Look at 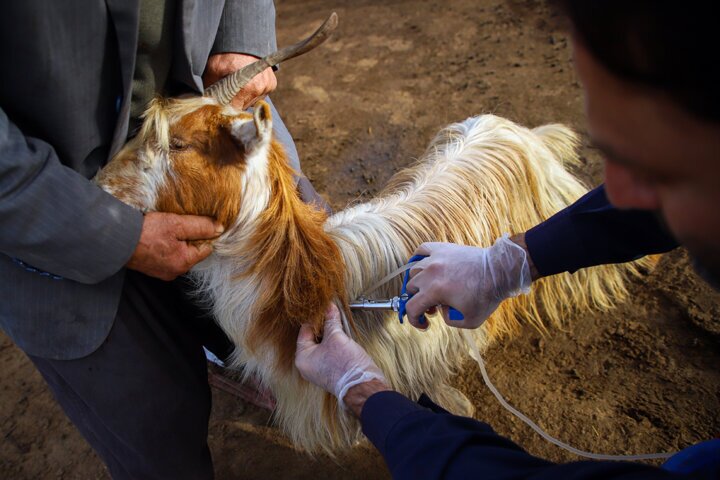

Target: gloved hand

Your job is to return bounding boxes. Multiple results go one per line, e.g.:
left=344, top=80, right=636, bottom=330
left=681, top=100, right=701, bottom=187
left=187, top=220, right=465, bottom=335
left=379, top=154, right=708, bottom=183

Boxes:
left=405, top=234, right=532, bottom=329
left=295, top=304, right=388, bottom=407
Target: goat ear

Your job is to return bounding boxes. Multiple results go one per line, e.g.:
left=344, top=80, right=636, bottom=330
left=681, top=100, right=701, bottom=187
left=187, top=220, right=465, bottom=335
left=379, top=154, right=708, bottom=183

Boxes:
left=229, top=117, right=258, bottom=151
left=228, top=101, right=272, bottom=152
left=253, top=100, right=273, bottom=141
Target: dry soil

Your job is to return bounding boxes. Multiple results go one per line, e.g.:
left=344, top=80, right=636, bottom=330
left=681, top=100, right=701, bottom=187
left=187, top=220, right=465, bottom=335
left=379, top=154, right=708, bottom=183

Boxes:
left=2, top=1, right=719, bottom=478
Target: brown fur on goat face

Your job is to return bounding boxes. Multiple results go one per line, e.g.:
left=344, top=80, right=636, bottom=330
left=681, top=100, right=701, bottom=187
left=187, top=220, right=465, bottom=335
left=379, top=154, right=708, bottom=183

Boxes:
left=97, top=96, right=348, bottom=375
left=155, top=104, right=250, bottom=230
left=95, top=97, right=275, bottom=231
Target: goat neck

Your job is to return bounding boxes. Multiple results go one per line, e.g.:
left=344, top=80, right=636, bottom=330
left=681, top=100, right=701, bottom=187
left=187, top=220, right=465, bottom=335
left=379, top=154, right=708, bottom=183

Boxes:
left=210, top=137, right=349, bottom=372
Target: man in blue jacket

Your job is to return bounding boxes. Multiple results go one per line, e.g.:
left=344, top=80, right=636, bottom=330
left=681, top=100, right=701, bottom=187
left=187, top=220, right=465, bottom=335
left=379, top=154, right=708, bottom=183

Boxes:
left=295, top=1, right=719, bottom=478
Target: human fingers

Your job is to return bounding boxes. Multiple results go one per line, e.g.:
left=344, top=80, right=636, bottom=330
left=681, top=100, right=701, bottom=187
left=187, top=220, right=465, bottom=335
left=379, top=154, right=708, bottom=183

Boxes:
left=296, top=323, right=318, bottom=351
left=324, top=303, right=340, bottom=320
left=174, top=214, right=224, bottom=241
left=406, top=270, right=423, bottom=294
left=408, top=255, right=430, bottom=279
left=406, top=266, right=442, bottom=296
left=409, top=242, right=452, bottom=278
left=413, top=242, right=444, bottom=257
left=251, top=68, right=277, bottom=96
left=408, top=243, right=435, bottom=278
left=184, top=241, right=214, bottom=267
left=240, top=94, right=263, bottom=109
left=203, top=53, right=274, bottom=92
left=404, top=290, right=440, bottom=330
left=322, top=304, right=344, bottom=338
left=232, top=69, right=276, bottom=109
left=152, top=242, right=211, bottom=280
left=231, top=91, right=258, bottom=110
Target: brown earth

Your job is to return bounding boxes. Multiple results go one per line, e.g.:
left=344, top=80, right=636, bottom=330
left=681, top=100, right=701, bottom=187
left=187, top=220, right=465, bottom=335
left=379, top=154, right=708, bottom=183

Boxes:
left=2, top=1, right=719, bottom=478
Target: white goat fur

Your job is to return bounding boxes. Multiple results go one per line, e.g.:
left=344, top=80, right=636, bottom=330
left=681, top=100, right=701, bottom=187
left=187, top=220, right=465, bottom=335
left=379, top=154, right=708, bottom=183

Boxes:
left=198, top=114, right=641, bottom=453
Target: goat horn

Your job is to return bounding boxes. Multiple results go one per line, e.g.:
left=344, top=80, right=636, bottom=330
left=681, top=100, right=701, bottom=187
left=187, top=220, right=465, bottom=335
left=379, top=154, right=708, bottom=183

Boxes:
left=204, top=12, right=338, bottom=105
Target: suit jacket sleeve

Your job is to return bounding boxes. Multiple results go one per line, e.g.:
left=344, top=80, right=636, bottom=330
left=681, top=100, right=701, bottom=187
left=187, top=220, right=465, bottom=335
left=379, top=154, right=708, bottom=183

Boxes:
left=211, top=0, right=277, bottom=57
left=525, top=185, right=679, bottom=277
left=0, top=108, right=143, bottom=284
left=362, top=391, right=686, bottom=479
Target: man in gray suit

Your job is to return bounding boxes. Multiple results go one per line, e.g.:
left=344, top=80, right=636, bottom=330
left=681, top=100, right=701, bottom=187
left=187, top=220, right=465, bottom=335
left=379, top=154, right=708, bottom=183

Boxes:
left=0, top=1, right=315, bottom=478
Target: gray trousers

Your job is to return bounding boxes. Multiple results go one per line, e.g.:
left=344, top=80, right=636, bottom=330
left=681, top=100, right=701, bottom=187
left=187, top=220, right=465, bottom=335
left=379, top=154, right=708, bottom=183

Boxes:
left=30, top=271, right=229, bottom=479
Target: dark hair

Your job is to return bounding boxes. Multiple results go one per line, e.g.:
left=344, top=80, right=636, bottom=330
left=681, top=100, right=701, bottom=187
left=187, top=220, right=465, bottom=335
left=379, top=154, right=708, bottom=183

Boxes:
left=555, top=0, right=719, bottom=123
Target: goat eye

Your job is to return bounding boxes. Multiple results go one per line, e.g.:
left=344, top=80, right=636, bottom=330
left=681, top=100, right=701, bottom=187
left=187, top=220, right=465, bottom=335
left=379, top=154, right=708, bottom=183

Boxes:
left=170, top=138, right=189, bottom=151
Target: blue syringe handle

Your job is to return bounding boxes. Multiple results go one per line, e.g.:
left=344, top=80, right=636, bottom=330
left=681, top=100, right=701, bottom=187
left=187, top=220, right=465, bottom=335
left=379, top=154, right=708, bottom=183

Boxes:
left=446, top=306, right=464, bottom=321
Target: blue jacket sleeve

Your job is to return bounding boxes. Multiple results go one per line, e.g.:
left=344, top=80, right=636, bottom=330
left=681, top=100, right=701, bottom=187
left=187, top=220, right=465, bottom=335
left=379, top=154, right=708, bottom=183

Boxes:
left=361, top=391, right=689, bottom=479
left=525, top=185, right=679, bottom=277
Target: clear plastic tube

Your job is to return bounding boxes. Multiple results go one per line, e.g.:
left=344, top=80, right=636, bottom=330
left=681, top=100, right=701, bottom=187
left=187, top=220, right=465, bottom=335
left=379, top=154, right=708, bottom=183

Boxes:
left=361, top=261, right=419, bottom=297
left=360, top=261, right=677, bottom=461
left=461, top=330, right=676, bottom=461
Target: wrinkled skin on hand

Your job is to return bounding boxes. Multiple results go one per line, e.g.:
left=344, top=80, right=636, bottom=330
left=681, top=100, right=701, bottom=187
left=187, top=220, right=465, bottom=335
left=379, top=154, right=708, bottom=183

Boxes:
left=203, top=53, right=277, bottom=110
left=126, top=212, right=224, bottom=281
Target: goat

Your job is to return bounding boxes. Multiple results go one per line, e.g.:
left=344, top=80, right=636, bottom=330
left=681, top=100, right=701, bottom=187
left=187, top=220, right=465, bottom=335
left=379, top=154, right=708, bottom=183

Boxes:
left=95, top=17, right=646, bottom=454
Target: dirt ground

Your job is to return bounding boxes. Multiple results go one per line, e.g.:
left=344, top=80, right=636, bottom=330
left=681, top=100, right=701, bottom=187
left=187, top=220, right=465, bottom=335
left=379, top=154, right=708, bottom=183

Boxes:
left=2, top=1, right=719, bottom=478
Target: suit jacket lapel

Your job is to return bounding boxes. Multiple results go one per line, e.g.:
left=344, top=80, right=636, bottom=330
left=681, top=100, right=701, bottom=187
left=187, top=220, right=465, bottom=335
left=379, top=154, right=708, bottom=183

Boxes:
left=174, top=0, right=226, bottom=94
left=174, top=0, right=202, bottom=93
left=105, top=0, right=140, bottom=157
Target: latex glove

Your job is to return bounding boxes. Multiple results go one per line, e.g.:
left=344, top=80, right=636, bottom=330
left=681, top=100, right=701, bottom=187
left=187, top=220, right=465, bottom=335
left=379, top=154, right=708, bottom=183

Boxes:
left=295, top=304, right=387, bottom=406
left=405, top=234, right=532, bottom=329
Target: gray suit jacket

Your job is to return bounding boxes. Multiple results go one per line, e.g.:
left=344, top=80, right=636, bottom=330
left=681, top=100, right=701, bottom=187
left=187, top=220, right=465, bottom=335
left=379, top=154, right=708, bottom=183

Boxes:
left=0, top=0, right=277, bottom=360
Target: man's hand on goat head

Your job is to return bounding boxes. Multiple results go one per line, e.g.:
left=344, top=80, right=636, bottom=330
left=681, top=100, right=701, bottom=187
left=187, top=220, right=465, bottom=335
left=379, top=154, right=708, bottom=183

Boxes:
left=203, top=53, right=277, bottom=110
left=126, top=212, right=225, bottom=281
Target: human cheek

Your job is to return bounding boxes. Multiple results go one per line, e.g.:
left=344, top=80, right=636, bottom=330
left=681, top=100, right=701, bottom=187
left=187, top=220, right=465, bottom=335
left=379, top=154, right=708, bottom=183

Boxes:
left=659, top=188, right=720, bottom=251
left=604, top=161, right=660, bottom=210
